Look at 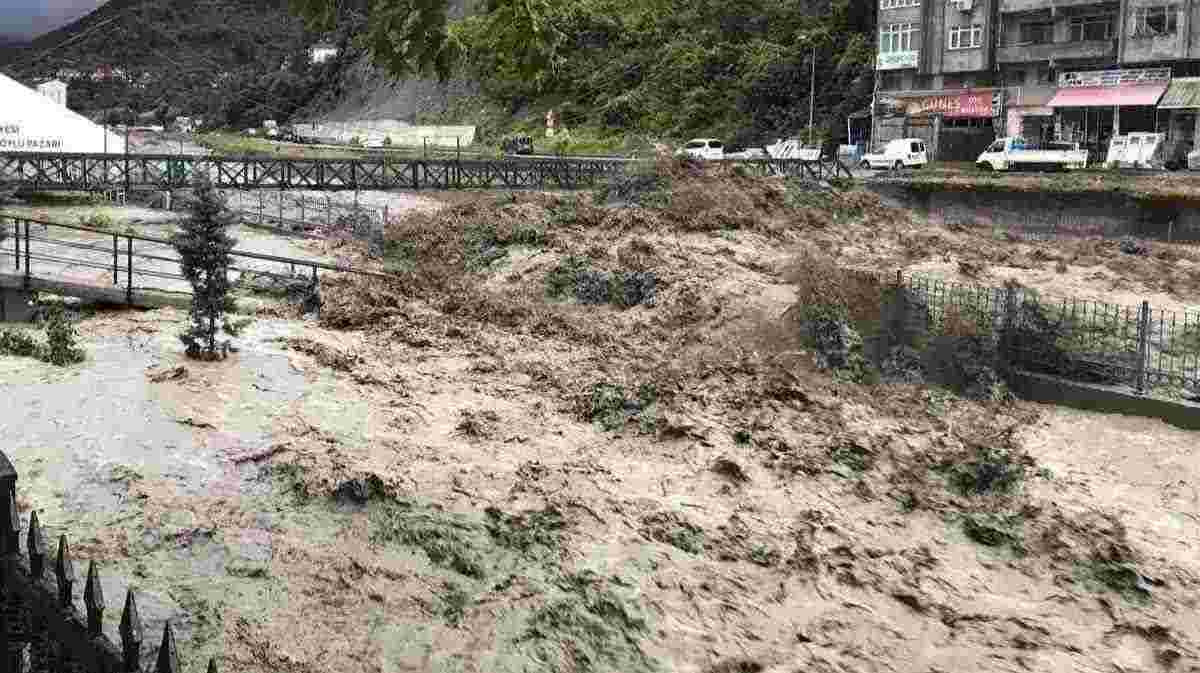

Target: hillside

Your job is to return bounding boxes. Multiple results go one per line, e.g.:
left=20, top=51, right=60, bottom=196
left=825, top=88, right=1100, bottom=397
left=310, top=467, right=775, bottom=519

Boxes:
left=295, top=0, right=482, bottom=127
left=302, top=0, right=879, bottom=151
left=0, top=0, right=348, bottom=128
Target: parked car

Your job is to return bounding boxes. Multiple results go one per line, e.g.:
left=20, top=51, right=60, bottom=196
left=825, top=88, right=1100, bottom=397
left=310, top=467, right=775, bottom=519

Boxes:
left=860, top=138, right=928, bottom=170
left=976, top=137, right=1087, bottom=172
left=679, top=138, right=725, bottom=160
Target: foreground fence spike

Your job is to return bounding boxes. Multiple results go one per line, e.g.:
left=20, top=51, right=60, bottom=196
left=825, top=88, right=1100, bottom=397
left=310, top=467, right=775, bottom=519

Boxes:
left=120, top=588, right=143, bottom=671
left=155, top=620, right=179, bottom=673
left=55, top=534, right=74, bottom=607
left=207, top=657, right=218, bottom=673
left=27, top=509, right=46, bottom=577
left=4, top=488, right=19, bottom=554
left=84, top=560, right=105, bottom=636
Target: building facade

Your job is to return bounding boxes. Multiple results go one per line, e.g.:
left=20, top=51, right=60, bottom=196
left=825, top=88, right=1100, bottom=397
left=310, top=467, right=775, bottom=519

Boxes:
left=872, top=0, right=1200, bottom=162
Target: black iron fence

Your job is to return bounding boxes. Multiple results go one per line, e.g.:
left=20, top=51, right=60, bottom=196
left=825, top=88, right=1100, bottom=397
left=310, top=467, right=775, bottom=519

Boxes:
left=909, top=273, right=1199, bottom=395
left=1, top=451, right=217, bottom=672
left=1, top=216, right=393, bottom=312
left=837, top=270, right=1200, bottom=397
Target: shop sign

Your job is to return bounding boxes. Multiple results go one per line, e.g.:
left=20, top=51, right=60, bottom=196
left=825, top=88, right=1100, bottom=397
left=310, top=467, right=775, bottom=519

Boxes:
left=878, top=51, right=918, bottom=70
left=906, top=90, right=993, bottom=118
left=0, top=123, right=64, bottom=150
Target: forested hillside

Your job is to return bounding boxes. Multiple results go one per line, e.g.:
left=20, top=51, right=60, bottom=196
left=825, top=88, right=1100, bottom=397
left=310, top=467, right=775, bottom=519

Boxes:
left=448, top=0, right=878, bottom=146
left=0, top=0, right=879, bottom=148
left=0, top=0, right=357, bottom=128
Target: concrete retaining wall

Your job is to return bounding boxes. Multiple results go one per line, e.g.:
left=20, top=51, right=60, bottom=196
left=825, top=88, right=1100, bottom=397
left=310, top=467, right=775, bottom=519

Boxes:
left=867, top=182, right=1200, bottom=243
left=1008, top=369, right=1200, bottom=431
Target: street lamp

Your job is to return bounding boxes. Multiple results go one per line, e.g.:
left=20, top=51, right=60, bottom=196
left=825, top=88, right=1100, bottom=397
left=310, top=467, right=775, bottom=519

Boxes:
left=799, top=31, right=827, bottom=147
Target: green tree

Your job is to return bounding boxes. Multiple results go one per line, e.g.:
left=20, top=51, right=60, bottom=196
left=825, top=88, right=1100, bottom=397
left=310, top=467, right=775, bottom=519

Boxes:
left=171, top=176, right=238, bottom=360
left=290, top=0, right=459, bottom=79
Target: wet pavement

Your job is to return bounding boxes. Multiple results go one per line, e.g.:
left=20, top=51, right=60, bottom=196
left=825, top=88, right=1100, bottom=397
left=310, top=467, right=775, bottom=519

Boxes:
left=0, top=318, right=313, bottom=670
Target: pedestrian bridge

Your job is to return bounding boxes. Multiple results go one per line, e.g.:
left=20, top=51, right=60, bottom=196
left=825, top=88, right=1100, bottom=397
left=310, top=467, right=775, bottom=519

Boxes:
left=0, top=152, right=851, bottom=192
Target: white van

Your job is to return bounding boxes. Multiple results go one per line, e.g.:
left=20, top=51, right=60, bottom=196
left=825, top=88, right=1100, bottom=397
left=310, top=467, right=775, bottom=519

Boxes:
left=861, top=138, right=928, bottom=170
left=680, top=138, right=725, bottom=160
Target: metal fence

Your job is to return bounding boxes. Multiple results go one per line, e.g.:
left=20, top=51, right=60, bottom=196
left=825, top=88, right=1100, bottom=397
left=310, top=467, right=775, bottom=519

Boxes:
left=1, top=451, right=217, bottom=672
left=898, top=272, right=1200, bottom=396
left=1, top=216, right=393, bottom=313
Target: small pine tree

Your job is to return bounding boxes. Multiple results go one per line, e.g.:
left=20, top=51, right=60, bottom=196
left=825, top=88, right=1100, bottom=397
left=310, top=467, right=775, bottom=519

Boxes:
left=171, top=176, right=238, bottom=360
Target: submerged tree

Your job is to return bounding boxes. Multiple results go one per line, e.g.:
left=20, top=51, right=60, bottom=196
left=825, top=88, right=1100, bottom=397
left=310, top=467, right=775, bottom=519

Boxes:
left=171, top=176, right=238, bottom=360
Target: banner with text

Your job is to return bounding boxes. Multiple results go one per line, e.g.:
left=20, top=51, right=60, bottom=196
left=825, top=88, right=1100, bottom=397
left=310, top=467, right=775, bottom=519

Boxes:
left=905, top=90, right=993, bottom=118
left=0, top=123, right=65, bottom=151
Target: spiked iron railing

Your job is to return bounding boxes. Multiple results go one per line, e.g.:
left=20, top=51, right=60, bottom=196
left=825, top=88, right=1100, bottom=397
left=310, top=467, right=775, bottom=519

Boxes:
left=1, top=451, right=219, bottom=672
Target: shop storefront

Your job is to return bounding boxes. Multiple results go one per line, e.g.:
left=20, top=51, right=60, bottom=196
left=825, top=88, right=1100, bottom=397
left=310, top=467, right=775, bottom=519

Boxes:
left=1156, top=77, right=1200, bottom=165
left=1047, top=70, right=1169, bottom=161
left=900, top=89, right=998, bottom=161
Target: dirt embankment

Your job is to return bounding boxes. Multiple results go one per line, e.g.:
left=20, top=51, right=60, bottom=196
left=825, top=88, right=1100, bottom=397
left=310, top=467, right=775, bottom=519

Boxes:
left=7, top=161, right=1199, bottom=673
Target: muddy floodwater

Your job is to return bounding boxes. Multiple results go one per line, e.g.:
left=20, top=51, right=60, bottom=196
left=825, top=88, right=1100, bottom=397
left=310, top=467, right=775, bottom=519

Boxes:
left=0, top=316, right=329, bottom=670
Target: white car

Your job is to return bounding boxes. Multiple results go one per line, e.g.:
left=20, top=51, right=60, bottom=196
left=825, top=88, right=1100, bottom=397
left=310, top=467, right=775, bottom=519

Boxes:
left=861, top=138, right=928, bottom=170
left=679, top=138, right=725, bottom=160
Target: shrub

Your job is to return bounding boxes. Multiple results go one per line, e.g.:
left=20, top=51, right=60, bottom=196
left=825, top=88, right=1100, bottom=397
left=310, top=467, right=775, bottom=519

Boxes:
left=79, top=212, right=115, bottom=230
left=0, top=300, right=85, bottom=366
left=0, top=329, right=40, bottom=358
left=41, top=305, right=86, bottom=366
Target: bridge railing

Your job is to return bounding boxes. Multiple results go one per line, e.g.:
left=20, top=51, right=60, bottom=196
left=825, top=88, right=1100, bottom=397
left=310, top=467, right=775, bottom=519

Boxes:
left=0, top=152, right=851, bottom=192
left=2, top=216, right=392, bottom=311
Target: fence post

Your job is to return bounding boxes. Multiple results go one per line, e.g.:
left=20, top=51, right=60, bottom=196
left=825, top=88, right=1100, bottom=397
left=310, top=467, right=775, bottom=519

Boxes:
left=1135, top=300, right=1150, bottom=395
left=258, top=193, right=264, bottom=227
left=24, top=220, right=30, bottom=288
left=126, top=236, right=133, bottom=304
left=113, top=233, right=119, bottom=286
left=999, top=283, right=1020, bottom=373
left=278, top=193, right=283, bottom=230
left=14, top=219, right=20, bottom=271
left=311, top=265, right=320, bottom=319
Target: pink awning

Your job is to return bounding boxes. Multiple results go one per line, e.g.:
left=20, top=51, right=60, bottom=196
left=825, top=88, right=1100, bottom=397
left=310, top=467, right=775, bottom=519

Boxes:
left=1047, top=83, right=1168, bottom=108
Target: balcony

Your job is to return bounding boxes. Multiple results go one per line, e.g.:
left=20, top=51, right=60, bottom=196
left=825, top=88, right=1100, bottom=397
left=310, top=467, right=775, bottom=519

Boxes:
left=996, top=39, right=1115, bottom=63
left=1001, top=0, right=1117, bottom=13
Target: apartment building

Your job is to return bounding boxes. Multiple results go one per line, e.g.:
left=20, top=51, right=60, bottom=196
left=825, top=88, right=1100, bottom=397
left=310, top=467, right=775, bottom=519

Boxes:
left=872, top=0, right=1200, bottom=161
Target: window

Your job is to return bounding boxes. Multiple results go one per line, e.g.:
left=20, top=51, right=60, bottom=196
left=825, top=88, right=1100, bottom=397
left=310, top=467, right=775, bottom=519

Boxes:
left=910, top=141, right=924, bottom=153
left=1018, top=21, right=1053, bottom=44
left=880, top=23, right=920, bottom=52
left=1036, top=66, right=1054, bottom=83
left=707, top=141, right=723, bottom=149
left=685, top=141, right=705, bottom=149
left=1069, top=15, right=1114, bottom=41
left=1130, top=6, right=1178, bottom=37
left=881, top=72, right=904, bottom=90
left=988, top=140, right=1005, bottom=152
left=948, top=24, right=984, bottom=49
left=881, top=0, right=920, bottom=8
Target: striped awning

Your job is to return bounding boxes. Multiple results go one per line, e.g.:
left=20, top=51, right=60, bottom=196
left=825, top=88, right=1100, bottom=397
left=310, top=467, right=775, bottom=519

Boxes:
left=1047, top=82, right=1168, bottom=108
left=1158, top=77, right=1200, bottom=109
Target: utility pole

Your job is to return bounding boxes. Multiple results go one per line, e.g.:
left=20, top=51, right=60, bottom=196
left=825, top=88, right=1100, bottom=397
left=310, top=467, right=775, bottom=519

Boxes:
left=809, top=43, right=817, bottom=147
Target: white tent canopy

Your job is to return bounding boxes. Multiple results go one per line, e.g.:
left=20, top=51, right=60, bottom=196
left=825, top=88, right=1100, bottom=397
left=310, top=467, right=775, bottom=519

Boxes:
left=0, top=73, right=125, bottom=154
